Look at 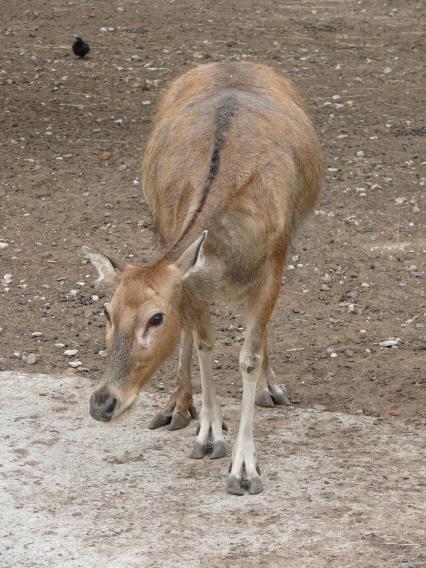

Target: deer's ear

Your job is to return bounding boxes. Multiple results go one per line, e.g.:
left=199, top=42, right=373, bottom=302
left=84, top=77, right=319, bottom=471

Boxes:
left=82, top=246, right=124, bottom=286
left=174, top=231, right=207, bottom=279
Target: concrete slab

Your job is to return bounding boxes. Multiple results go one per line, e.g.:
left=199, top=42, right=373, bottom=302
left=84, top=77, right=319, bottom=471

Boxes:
left=0, top=372, right=424, bottom=567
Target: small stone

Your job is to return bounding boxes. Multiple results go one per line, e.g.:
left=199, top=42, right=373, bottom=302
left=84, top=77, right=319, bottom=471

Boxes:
left=77, top=367, right=90, bottom=373
left=64, top=349, right=78, bottom=357
left=23, top=353, right=37, bottom=365
left=313, top=404, right=327, bottom=412
left=54, top=343, right=65, bottom=348
left=0, top=242, right=8, bottom=250
left=98, top=350, right=108, bottom=358
left=322, top=273, right=332, bottom=284
left=379, top=338, right=400, bottom=348
left=91, top=295, right=100, bottom=302
left=99, top=151, right=112, bottom=161
left=68, top=360, right=83, bottom=368
left=3, top=274, right=13, bottom=284
left=356, top=150, right=365, bottom=157
left=389, top=408, right=400, bottom=417
left=330, top=352, right=338, bottom=358
left=320, top=284, right=330, bottom=291
left=361, top=282, right=370, bottom=288
left=395, top=197, right=406, bottom=205
left=233, top=335, right=244, bottom=343
left=383, top=67, right=392, bottom=74
left=31, top=331, right=43, bottom=337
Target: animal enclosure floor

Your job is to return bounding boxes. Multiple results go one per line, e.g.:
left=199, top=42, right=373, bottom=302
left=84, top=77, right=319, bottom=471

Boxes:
left=0, top=372, right=424, bottom=568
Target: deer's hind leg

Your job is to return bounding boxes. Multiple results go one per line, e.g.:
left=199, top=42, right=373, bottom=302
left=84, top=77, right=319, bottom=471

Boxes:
left=149, top=330, right=196, bottom=431
left=255, top=337, right=291, bottom=407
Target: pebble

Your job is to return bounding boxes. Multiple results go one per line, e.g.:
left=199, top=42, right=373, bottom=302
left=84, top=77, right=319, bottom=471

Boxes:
left=54, top=343, right=65, bottom=348
left=68, top=361, right=83, bottom=368
left=313, top=404, right=327, bottom=412
left=233, top=335, right=244, bottom=343
left=23, top=353, right=37, bottom=365
left=31, top=331, right=43, bottom=337
left=64, top=349, right=78, bottom=357
left=3, top=274, right=13, bottom=284
left=330, top=352, right=338, bottom=358
left=356, top=150, right=365, bottom=157
left=322, top=273, right=332, bottom=284
left=98, top=350, right=108, bottom=358
left=0, top=242, right=8, bottom=250
left=379, top=338, right=400, bottom=348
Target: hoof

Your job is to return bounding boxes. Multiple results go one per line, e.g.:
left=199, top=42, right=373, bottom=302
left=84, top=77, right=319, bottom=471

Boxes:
left=271, top=386, right=291, bottom=406
left=248, top=476, right=264, bottom=495
left=190, top=441, right=207, bottom=459
left=225, top=475, right=245, bottom=496
left=255, top=390, right=275, bottom=408
left=169, top=412, right=191, bottom=431
left=210, top=440, right=226, bottom=460
left=149, top=412, right=172, bottom=430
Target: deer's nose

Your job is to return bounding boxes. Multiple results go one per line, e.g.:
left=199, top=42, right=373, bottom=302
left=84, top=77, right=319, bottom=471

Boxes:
left=90, top=386, right=117, bottom=422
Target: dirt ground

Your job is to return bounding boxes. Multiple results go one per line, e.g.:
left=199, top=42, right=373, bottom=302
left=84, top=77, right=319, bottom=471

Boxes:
left=0, top=0, right=425, bottom=565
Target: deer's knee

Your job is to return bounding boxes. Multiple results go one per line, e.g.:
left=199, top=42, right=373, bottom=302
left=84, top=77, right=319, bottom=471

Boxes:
left=239, top=352, right=262, bottom=380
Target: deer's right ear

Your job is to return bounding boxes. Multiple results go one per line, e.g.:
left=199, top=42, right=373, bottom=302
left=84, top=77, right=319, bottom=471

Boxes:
left=82, top=246, right=123, bottom=286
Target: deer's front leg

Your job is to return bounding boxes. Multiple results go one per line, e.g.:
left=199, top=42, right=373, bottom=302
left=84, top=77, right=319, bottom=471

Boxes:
left=226, top=255, right=284, bottom=495
left=226, top=345, right=264, bottom=495
left=149, top=330, right=196, bottom=431
left=190, top=312, right=226, bottom=460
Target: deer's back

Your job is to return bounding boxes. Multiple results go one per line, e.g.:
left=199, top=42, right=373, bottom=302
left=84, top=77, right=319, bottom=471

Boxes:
left=142, top=62, right=323, bottom=293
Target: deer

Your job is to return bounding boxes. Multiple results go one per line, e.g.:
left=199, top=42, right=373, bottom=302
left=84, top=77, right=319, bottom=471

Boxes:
left=83, top=61, right=323, bottom=495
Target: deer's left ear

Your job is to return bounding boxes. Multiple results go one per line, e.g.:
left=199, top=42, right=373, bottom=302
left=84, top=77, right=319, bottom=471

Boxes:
left=82, top=246, right=125, bottom=287
left=174, top=231, right=207, bottom=279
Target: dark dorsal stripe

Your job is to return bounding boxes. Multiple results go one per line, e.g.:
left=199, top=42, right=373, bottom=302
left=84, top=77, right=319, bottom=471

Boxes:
left=172, top=94, right=238, bottom=250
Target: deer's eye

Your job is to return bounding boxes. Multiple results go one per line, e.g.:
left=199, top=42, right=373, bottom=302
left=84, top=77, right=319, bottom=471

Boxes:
left=149, top=313, right=164, bottom=327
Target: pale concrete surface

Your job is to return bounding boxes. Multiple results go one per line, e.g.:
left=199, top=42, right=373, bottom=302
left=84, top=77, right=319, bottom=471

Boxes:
left=0, top=372, right=424, bottom=568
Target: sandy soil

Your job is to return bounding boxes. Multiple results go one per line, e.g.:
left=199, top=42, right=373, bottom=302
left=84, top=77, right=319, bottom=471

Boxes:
left=0, top=0, right=425, bottom=565
left=0, top=372, right=425, bottom=567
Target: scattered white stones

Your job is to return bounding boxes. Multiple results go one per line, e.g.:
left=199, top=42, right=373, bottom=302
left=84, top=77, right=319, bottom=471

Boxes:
left=395, top=197, right=407, bottom=205
left=64, top=349, right=78, bottom=357
left=68, top=361, right=83, bottom=368
left=379, top=338, right=400, bottom=348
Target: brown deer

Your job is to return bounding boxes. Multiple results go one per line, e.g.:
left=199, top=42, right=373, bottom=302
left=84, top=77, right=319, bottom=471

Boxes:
left=83, top=61, right=323, bottom=495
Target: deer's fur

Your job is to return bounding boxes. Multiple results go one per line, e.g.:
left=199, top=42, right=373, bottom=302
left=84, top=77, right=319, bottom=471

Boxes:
left=84, top=61, right=323, bottom=495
